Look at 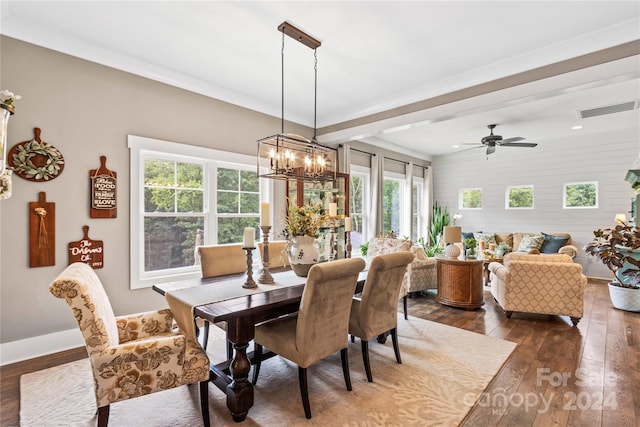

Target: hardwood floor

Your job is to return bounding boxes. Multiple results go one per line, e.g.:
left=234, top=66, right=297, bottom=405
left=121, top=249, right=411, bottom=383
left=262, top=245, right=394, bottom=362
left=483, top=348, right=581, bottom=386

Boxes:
left=1, top=279, right=638, bottom=426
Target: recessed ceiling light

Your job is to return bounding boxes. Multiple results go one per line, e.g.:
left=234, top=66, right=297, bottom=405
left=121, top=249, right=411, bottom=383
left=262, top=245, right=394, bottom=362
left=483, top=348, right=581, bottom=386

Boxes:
left=452, top=145, right=459, bottom=148
left=571, top=125, right=583, bottom=130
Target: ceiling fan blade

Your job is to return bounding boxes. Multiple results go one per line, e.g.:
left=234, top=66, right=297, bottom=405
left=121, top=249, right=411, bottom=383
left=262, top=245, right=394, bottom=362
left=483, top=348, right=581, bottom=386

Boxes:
left=450, top=145, right=485, bottom=155
left=499, top=136, right=525, bottom=144
left=462, top=143, right=483, bottom=146
left=486, top=145, right=496, bottom=155
left=500, top=142, right=538, bottom=147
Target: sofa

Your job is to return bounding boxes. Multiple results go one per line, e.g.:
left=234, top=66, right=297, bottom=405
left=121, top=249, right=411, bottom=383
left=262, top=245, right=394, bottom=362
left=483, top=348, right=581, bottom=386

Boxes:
left=488, top=252, right=587, bottom=326
left=467, top=231, right=578, bottom=259
left=366, top=236, right=437, bottom=318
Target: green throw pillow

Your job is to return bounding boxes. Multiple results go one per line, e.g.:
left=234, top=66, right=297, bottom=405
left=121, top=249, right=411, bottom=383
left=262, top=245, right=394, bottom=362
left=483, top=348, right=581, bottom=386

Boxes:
left=517, top=234, right=544, bottom=252
left=540, top=232, right=569, bottom=253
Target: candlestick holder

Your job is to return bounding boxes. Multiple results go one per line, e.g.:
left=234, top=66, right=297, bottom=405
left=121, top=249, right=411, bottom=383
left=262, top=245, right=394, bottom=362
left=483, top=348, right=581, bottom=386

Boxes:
left=328, top=220, right=336, bottom=262
left=345, top=230, right=352, bottom=258
left=242, top=247, right=257, bottom=289
left=258, top=226, right=274, bottom=284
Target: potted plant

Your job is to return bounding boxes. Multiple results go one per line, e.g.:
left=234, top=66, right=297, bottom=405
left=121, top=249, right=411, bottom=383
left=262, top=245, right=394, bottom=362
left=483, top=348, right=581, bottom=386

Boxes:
left=464, top=237, right=477, bottom=259
left=584, top=221, right=640, bottom=312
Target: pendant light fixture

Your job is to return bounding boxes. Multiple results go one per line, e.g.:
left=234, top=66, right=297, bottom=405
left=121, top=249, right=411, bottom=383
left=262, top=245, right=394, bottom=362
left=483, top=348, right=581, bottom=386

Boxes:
left=257, top=22, right=336, bottom=182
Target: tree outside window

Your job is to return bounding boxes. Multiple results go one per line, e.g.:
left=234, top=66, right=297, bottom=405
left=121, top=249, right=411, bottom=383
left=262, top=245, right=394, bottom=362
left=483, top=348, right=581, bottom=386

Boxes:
left=383, top=177, right=403, bottom=235
left=507, top=185, right=534, bottom=209
left=564, top=181, right=598, bottom=208
left=460, top=188, right=482, bottom=209
left=217, top=168, right=260, bottom=244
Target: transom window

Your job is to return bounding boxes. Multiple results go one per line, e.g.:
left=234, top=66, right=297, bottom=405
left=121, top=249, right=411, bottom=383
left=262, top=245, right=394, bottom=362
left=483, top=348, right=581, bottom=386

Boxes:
left=506, top=185, right=534, bottom=209
left=564, top=181, right=598, bottom=208
left=460, top=188, right=482, bottom=209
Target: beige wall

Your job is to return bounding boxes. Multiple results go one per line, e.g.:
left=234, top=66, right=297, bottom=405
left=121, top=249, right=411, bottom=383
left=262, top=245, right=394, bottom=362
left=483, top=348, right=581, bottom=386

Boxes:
left=0, top=36, right=310, bottom=345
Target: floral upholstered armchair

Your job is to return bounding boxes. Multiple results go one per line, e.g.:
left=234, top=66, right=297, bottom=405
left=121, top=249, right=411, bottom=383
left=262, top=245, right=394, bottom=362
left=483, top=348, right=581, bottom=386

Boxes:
left=366, top=236, right=437, bottom=319
left=49, top=262, right=211, bottom=427
left=488, top=253, right=587, bottom=326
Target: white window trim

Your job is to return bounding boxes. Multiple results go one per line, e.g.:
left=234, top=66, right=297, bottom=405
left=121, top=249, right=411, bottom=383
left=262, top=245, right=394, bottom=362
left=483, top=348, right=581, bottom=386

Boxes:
left=413, top=177, right=425, bottom=240
left=563, top=181, right=599, bottom=209
left=506, top=184, right=535, bottom=209
left=128, top=135, right=270, bottom=289
left=459, top=187, right=482, bottom=210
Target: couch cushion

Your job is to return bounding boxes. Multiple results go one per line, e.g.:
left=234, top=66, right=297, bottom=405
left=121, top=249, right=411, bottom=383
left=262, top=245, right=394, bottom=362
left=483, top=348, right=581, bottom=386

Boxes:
left=540, top=232, right=570, bottom=254
left=517, top=234, right=544, bottom=252
left=473, top=232, right=496, bottom=248
left=494, top=233, right=513, bottom=249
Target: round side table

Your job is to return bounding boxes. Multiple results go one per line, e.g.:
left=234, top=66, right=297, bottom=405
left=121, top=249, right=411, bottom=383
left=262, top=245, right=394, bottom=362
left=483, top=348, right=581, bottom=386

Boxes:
left=436, top=257, right=485, bottom=310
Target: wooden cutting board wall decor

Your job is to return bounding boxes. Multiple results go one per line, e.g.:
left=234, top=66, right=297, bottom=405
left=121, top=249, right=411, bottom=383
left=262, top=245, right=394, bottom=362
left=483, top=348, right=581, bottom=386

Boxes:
left=90, top=155, right=117, bottom=218
left=68, top=225, right=104, bottom=269
left=9, top=127, right=65, bottom=181
left=29, top=191, right=55, bottom=267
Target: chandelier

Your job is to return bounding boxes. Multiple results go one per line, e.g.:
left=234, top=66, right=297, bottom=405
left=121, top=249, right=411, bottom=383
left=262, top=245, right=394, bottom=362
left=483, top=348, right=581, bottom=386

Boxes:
left=257, top=22, right=336, bottom=182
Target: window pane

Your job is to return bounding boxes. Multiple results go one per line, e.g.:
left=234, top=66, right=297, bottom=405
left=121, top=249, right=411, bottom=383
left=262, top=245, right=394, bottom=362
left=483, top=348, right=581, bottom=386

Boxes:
left=217, top=192, right=238, bottom=213
left=383, top=179, right=401, bottom=234
left=145, top=187, right=175, bottom=212
left=461, top=188, right=482, bottom=209
left=240, top=193, right=259, bottom=213
left=177, top=162, right=203, bottom=189
left=144, top=216, right=203, bottom=272
left=177, top=189, right=203, bottom=212
left=218, top=168, right=239, bottom=191
left=218, top=218, right=259, bottom=244
left=240, top=170, right=259, bottom=192
left=144, top=159, right=174, bottom=186
left=564, top=182, right=598, bottom=208
left=507, top=186, right=534, bottom=209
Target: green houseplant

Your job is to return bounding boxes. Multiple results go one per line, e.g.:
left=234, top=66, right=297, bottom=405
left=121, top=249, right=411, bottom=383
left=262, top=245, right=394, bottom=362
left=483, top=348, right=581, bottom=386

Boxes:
left=584, top=221, right=640, bottom=311
left=464, top=237, right=477, bottom=259
left=429, top=201, right=449, bottom=248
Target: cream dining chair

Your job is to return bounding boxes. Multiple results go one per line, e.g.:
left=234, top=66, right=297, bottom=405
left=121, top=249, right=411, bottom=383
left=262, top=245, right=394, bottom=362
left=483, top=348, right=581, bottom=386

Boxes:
left=251, top=257, right=366, bottom=419
left=49, top=262, right=210, bottom=427
left=349, top=251, right=414, bottom=382
left=197, top=244, right=247, bottom=357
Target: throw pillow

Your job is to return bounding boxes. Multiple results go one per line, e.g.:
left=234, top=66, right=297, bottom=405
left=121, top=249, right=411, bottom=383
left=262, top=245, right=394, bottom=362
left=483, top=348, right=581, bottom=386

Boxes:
left=517, top=234, right=544, bottom=252
left=473, top=232, right=496, bottom=249
left=462, top=231, right=476, bottom=241
left=540, top=232, right=570, bottom=254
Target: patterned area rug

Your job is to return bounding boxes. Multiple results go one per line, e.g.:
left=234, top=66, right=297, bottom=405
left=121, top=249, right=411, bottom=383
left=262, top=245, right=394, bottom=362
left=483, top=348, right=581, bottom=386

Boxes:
left=20, top=315, right=516, bottom=426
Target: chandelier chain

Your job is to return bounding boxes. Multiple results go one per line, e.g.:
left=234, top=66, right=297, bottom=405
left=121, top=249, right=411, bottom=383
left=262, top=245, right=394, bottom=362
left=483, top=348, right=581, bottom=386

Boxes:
left=281, top=29, right=285, bottom=134
left=313, top=48, right=318, bottom=140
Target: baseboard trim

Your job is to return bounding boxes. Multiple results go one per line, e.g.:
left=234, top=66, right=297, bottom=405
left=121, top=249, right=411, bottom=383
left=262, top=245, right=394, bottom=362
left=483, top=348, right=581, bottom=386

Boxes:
left=0, top=328, right=84, bottom=366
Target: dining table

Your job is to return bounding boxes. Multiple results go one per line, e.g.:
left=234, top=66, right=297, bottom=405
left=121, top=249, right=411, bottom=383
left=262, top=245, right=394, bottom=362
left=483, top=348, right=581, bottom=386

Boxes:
left=153, top=267, right=368, bottom=422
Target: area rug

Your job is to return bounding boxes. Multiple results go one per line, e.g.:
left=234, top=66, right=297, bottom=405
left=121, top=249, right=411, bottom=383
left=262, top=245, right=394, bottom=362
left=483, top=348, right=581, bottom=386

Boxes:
left=20, top=315, right=516, bottom=426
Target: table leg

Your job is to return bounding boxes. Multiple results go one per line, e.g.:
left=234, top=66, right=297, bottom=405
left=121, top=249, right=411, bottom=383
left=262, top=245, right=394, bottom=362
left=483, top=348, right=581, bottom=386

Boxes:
left=225, top=316, right=255, bottom=422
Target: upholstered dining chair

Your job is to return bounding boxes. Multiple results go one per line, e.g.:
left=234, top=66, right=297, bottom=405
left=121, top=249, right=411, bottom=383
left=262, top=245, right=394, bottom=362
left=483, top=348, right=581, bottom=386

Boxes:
left=49, top=262, right=210, bottom=427
left=251, top=257, right=366, bottom=419
left=258, top=240, right=289, bottom=269
left=198, top=243, right=247, bottom=356
left=349, top=251, right=414, bottom=382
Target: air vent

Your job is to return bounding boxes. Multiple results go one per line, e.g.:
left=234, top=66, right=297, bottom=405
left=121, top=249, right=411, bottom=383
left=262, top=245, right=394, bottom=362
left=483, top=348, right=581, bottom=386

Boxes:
left=578, top=100, right=638, bottom=119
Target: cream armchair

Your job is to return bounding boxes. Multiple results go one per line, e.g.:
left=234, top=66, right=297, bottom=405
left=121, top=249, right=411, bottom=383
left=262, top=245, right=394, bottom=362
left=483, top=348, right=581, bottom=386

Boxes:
left=488, top=253, right=587, bottom=326
left=49, top=262, right=210, bottom=427
left=366, top=237, right=437, bottom=319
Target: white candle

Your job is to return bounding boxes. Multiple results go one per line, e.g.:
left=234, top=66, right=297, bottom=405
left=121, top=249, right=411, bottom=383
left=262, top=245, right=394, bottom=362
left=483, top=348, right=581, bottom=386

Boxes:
left=344, top=216, right=352, bottom=232
left=329, top=202, right=337, bottom=217
left=260, top=202, right=270, bottom=226
left=243, top=227, right=255, bottom=248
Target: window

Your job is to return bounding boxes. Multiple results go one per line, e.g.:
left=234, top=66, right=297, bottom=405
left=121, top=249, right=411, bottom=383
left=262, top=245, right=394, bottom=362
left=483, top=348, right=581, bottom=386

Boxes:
left=564, top=181, right=598, bottom=208
left=460, top=188, right=482, bottom=209
left=383, top=172, right=406, bottom=235
left=349, top=165, right=369, bottom=255
left=412, top=178, right=424, bottom=241
left=129, top=135, right=268, bottom=289
left=506, top=185, right=534, bottom=209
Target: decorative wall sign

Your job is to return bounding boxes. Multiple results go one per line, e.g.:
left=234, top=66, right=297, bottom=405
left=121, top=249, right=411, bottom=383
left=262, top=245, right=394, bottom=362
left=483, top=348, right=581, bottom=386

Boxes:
left=68, top=225, right=104, bottom=269
left=29, top=191, right=55, bottom=267
left=8, top=127, right=65, bottom=181
left=90, top=155, right=117, bottom=218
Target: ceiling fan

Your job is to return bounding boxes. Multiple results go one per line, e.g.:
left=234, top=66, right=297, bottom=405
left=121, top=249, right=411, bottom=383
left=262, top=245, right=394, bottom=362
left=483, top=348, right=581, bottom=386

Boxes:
left=465, top=124, right=537, bottom=155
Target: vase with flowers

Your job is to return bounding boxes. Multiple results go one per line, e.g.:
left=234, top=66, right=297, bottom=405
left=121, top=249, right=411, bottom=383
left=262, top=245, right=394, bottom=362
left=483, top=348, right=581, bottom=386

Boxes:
left=283, top=202, right=328, bottom=277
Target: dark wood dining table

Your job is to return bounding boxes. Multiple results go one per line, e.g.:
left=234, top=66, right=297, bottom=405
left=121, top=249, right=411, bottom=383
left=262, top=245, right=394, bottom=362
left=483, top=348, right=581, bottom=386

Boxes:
left=153, top=268, right=368, bottom=422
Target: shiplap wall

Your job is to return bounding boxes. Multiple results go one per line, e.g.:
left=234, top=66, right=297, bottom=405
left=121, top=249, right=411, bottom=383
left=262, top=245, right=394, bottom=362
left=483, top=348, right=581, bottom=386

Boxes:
left=431, top=127, right=639, bottom=279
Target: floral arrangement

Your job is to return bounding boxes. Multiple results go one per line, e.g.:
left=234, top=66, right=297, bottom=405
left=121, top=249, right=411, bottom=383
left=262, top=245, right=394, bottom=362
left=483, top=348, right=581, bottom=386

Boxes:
left=0, top=90, right=21, bottom=114
left=283, top=202, right=328, bottom=238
